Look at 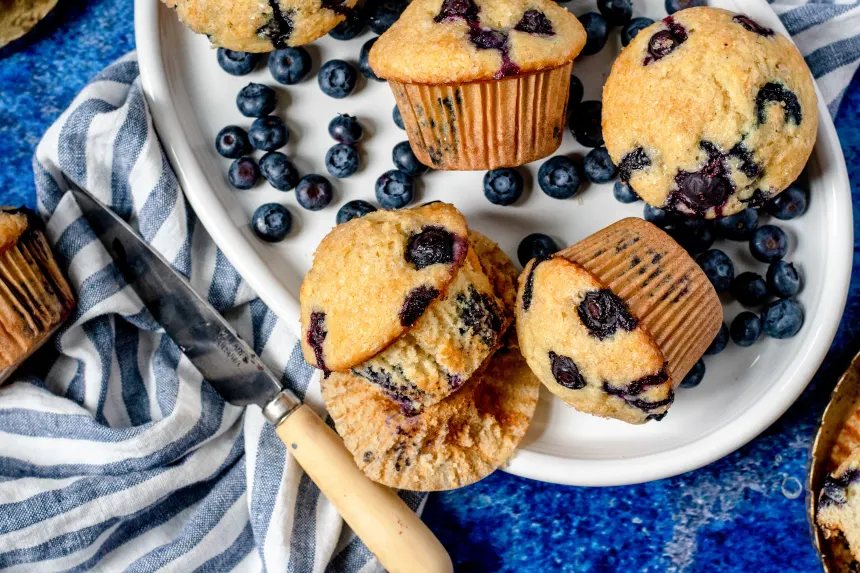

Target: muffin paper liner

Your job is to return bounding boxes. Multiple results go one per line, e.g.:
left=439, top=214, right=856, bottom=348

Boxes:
left=389, top=63, right=572, bottom=170
left=561, top=218, right=723, bottom=384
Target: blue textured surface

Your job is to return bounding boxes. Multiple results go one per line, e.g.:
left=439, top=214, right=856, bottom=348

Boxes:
left=0, top=1, right=857, bottom=570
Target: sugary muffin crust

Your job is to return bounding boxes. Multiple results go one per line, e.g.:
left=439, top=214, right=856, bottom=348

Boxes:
left=602, top=7, right=817, bottom=219
left=0, top=211, right=28, bottom=252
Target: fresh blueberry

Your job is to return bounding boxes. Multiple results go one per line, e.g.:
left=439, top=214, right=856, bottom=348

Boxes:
left=643, top=204, right=678, bottom=229
left=325, top=144, right=360, bottom=178
left=671, top=219, right=714, bottom=254
left=762, top=298, right=804, bottom=339
left=613, top=181, right=640, bottom=203
left=569, top=75, right=584, bottom=109
left=569, top=101, right=603, bottom=148
left=679, top=359, right=705, bottom=389
left=375, top=170, right=415, bottom=209
left=318, top=60, right=358, bottom=99
left=359, top=38, right=383, bottom=81
left=622, top=17, right=654, bottom=46
left=767, top=261, right=800, bottom=298
left=249, top=116, right=289, bottom=151
left=228, top=157, right=259, bottom=190
left=217, top=49, right=260, bottom=76
left=329, top=7, right=366, bottom=40
left=392, top=141, right=428, bottom=176
left=583, top=147, right=617, bottom=184
left=268, top=47, right=312, bottom=85
left=517, top=233, right=559, bottom=266
left=336, top=200, right=377, bottom=225
left=750, top=225, right=788, bottom=263
left=715, top=208, right=759, bottom=241
left=579, top=13, right=608, bottom=56
left=236, top=83, right=277, bottom=117
left=483, top=168, right=524, bottom=206
left=367, top=0, right=407, bottom=34
left=252, top=203, right=292, bottom=242
left=665, top=0, right=706, bottom=15
left=764, top=183, right=808, bottom=220
left=696, top=249, right=734, bottom=293
left=538, top=156, right=582, bottom=199
left=597, top=0, right=632, bottom=26
left=731, top=312, right=762, bottom=347
left=731, top=272, right=768, bottom=307
left=296, top=174, right=334, bottom=211
left=328, top=114, right=364, bottom=144
left=705, top=322, right=729, bottom=355
left=215, top=126, right=251, bottom=159
left=393, top=105, right=405, bottom=129
left=259, top=151, right=299, bottom=191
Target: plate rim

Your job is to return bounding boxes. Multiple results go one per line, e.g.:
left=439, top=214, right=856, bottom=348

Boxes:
left=134, top=0, right=854, bottom=487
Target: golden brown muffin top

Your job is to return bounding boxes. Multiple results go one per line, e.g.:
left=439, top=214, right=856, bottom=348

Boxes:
left=0, top=211, right=29, bottom=253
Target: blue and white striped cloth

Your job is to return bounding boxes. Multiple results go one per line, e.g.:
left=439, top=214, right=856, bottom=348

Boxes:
left=0, top=1, right=857, bottom=570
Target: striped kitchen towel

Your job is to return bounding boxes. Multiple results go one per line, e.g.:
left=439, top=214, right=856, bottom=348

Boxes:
left=0, top=1, right=858, bottom=571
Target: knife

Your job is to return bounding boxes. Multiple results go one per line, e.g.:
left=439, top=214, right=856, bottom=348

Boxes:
left=69, top=182, right=453, bottom=573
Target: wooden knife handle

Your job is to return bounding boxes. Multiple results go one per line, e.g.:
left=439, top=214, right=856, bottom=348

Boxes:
left=276, top=404, right=453, bottom=573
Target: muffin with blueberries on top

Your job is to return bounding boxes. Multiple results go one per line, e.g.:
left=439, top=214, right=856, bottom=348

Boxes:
left=369, top=0, right=586, bottom=170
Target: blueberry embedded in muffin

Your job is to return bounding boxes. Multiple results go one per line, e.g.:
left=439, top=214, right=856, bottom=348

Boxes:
left=819, top=449, right=860, bottom=563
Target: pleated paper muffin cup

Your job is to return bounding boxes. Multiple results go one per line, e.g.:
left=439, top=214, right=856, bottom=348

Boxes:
left=389, top=62, right=572, bottom=171
left=0, top=209, right=75, bottom=376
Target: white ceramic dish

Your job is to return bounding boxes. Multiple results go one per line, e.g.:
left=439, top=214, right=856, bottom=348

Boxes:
left=135, top=0, right=853, bottom=486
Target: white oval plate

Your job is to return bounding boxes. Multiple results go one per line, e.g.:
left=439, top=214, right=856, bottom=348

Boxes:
left=135, top=0, right=853, bottom=486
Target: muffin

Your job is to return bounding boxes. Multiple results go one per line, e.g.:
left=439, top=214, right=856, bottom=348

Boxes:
left=162, top=0, right=360, bottom=51
left=0, top=208, right=75, bottom=376
left=1, top=0, right=57, bottom=48
left=602, top=7, right=817, bottom=219
left=515, top=218, right=722, bottom=424
left=818, top=448, right=860, bottom=562
left=369, top=0, right=586, bottom=170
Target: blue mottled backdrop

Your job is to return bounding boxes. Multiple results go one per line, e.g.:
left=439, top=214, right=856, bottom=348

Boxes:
left=0, top=1, right=857, bottom=571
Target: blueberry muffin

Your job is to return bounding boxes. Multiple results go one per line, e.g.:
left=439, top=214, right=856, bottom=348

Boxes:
left=162, top=0, right=360, bottom=51
left=602, top=7, right=817, bottom=219
left=515, top=218, right=722, bottom=424
left=819, top=448, right=860, bottom=562
left=369, top=0, right=586, bottom=170
left=0, top=208, right=75, bottom=377
left=1, top=0, right=57, bottom=48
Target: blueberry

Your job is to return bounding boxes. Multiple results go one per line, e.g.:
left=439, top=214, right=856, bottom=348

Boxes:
left=215, top=126, right=251, bottom=159
left=549, top=352, right=586, bottom=390
left=643, top=205, right=678, bottom=229
left=249, top=116, right=289, bottom=151
left=579, top=13, right=608, bottom=56
left=367, top=0, right=408, bottom=34
left=296, top=174, right=334, bottom=211
left=731, top=312, right=762, bottom=347
left=393, top=105, right=405, bottom=129
left=665, top=0, right=706, bottom=15
left=318, top=60, right=357, bottom=99
left=671, top=219, right=714, bottom=254
left=375, top=170, right=415, bottom=209
left=406, top=227, right=457, bottom=269
left=622, top=17, right=654, bottom=46
left=597, top=0, right=632, bottom=27
left=236, top=83, right=277, bottom=117
left=538, top=156, right=582, bottom=199
left=259, top=151, right=299, bottom=191
left=517, top=233, right=559, bottom=266
left=731, top=272, right=768, bottom=307
left=583, top=147, right=617, bottom=184
left=767, top=261, right=800, bottom=298
left=483, top=168, right=524, bottom=206
left=268, top=47, right=312, bottom=85
left=705, top=322, right=729, bottom=355
left=328, top=114, right=364, bottom=144
left=360, top=38, right=383, bottom=81
left=696, top=249, right=734, bottom=293
left=679, top=359, right=705, bottom=389
left=613, top=181, right=640, bottom=203
left=569, top=75, right=584, bottom=108
left=228, top=157, right=259, bottom=190
left=750, top=225, right=788, bottom=263
left=569, top=101, right=603, bottom=148
left=325, top=144, right=360, bottom=178
left=217, top=49, right=260, bottom=76
left=764, top=183, right=808, bottom=220
left=577, top=289, right=638, bottom=339
left=715, top=208, right=759, bottom=241
left=392, top=141, right=428, bottom=176
left=329, top=7, right=366, bottom=40
left=252, top=203, right=292, bottom=242
left=336, top=200, right=377, bottom=225
left=762, top=299, right=804, bottom=339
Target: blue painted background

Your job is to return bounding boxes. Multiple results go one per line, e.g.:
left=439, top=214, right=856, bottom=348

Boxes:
left=0, top=0, right=857, bottom=570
